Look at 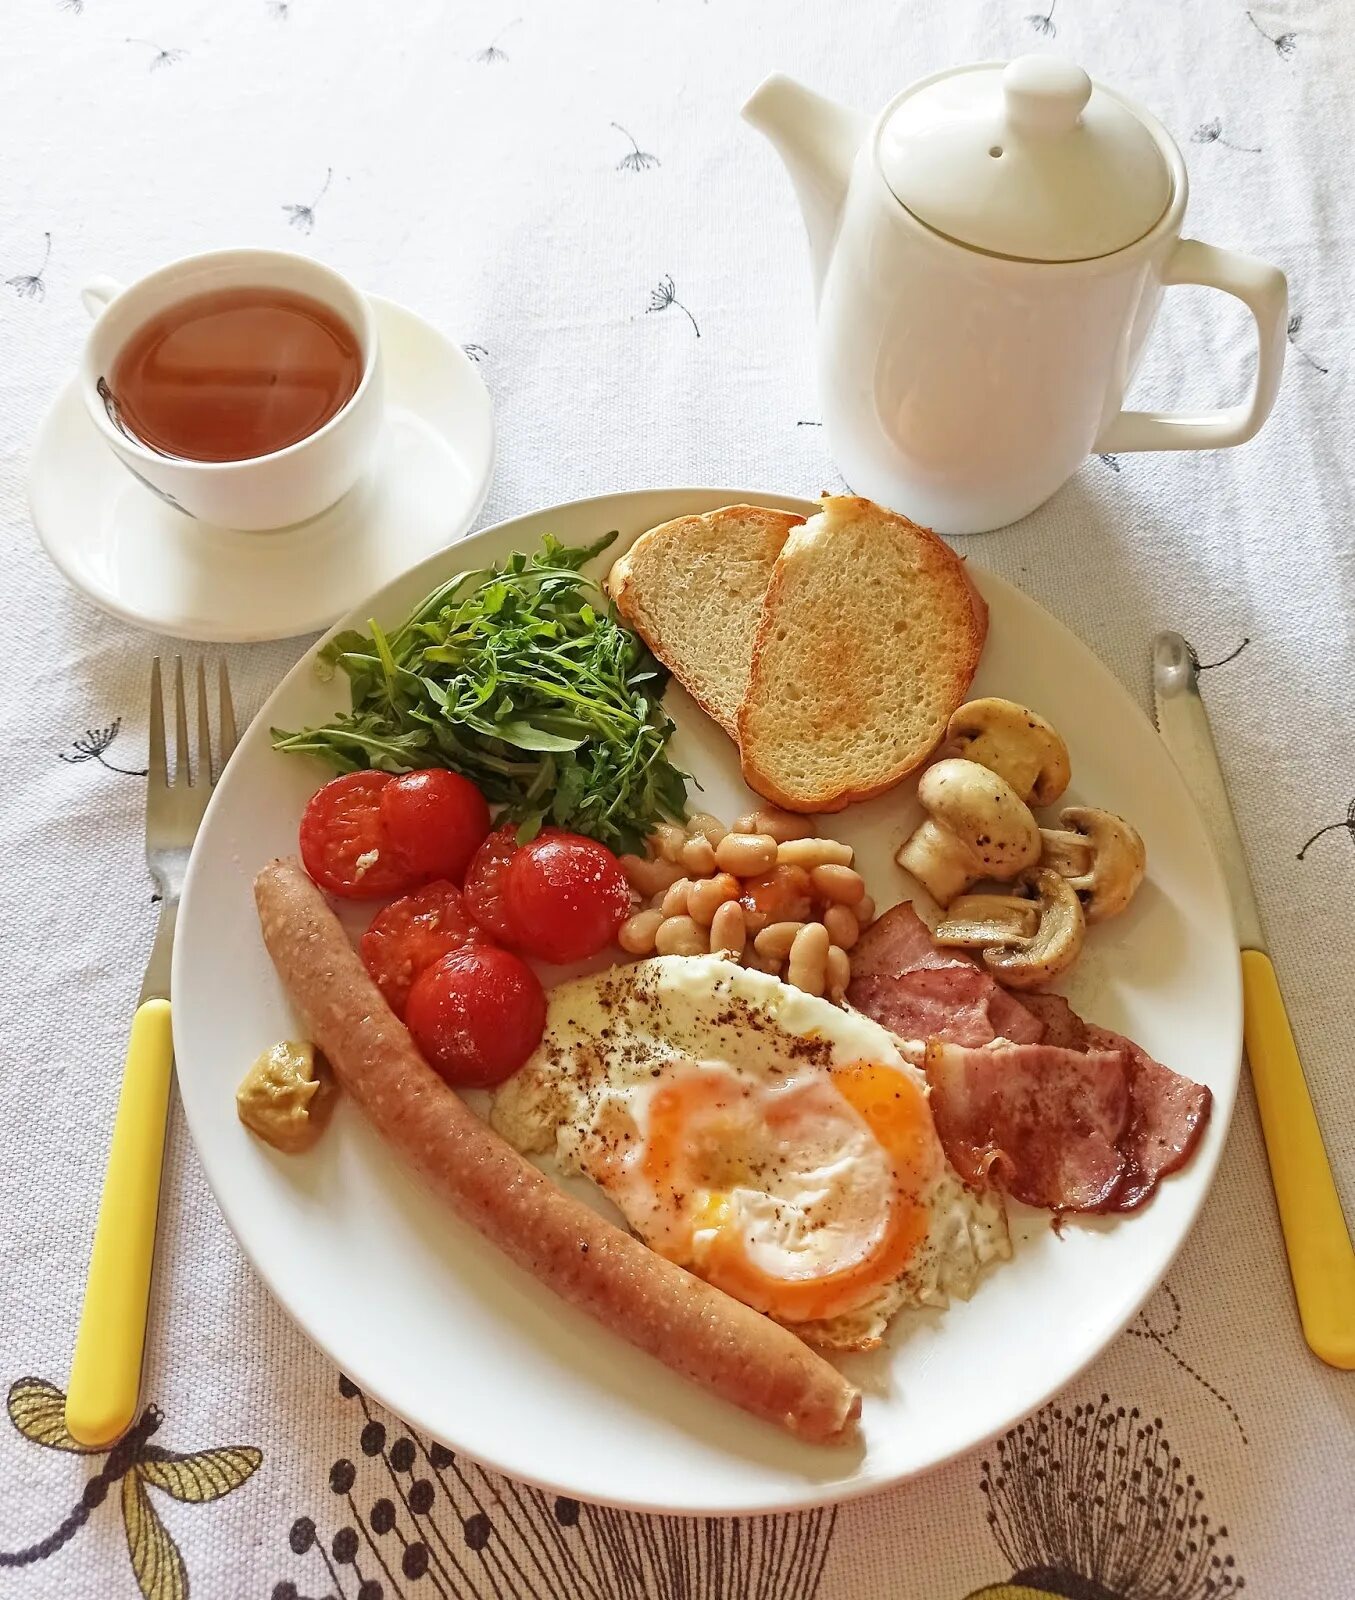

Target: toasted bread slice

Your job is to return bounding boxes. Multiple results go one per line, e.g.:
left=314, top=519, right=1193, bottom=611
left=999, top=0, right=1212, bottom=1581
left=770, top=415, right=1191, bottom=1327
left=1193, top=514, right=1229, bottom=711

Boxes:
left=606, top=506, right=803, bottom=738
left=738, top=497, right=988, bottom=812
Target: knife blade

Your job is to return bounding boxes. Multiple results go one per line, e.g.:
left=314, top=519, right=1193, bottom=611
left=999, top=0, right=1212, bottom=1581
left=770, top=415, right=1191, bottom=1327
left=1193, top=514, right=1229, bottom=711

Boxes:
left=1152, top=631, right=1265, bottom=952
left=1153, top=629, right=1355, bottom=1370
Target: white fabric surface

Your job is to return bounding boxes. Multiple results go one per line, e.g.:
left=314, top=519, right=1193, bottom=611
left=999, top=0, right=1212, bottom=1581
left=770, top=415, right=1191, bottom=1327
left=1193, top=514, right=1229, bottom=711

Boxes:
left=1, top=2, right=1352, bottom=1597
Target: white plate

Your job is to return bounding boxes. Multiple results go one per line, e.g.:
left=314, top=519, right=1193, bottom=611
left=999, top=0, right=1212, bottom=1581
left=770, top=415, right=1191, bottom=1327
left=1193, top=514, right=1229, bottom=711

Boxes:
left=173, top=489, right=1241, bottom=1514
left=27, top=295, right=494, bottom=643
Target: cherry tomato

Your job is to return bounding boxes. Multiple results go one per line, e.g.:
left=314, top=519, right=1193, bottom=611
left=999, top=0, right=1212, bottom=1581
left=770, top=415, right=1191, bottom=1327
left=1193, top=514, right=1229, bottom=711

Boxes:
left=462, top=824, right=526, bottom=944
left=503, top=832, right=631, bottom=964
left=405, top=945, right=546, bottom=1088
left=379, top=770, right=491, bottom=885
left=738, top=864, right=815, bottom=932
left=360, top=881, right=481, bottom=1018
left=299, top=772, right=419, bottom=899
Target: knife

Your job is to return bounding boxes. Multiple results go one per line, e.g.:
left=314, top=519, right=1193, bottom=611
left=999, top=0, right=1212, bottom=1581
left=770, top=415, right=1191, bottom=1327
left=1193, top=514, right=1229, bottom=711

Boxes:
left=1153, top=631, right=1355, bottom=1369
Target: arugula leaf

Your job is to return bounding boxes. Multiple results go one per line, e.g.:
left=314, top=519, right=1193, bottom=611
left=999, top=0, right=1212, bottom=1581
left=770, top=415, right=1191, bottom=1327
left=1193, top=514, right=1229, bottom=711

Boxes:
left=272, top=533, right=688, bottom=853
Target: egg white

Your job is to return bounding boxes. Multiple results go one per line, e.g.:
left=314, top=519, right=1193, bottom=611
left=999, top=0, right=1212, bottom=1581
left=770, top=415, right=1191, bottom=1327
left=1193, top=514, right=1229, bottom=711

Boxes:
left=491, top=956, right=1009, bottom=1349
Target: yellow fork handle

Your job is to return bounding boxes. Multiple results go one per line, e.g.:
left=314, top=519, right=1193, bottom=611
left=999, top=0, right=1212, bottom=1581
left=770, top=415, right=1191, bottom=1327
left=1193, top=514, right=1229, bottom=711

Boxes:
left=1242, top=949, right=1355, bottom=1369
left=65, top=998, right=174, bottom=1445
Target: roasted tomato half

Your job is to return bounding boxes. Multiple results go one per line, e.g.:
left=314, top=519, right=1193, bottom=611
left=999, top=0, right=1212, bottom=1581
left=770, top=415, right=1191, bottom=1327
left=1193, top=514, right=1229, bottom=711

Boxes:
left=360, top=880, right=482, bottom=1017
left=503, top=832, right=632, bottom=964
left=405, top=945, right=546, bottom=1088
left=299, top=772, right=419, bottom=899
left=379, top=770, right=491, bottom=885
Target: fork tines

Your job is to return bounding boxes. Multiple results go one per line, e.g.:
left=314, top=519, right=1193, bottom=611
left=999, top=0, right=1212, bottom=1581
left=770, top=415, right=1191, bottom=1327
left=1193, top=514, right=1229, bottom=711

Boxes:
left=148, top=657, right=238, bottom=790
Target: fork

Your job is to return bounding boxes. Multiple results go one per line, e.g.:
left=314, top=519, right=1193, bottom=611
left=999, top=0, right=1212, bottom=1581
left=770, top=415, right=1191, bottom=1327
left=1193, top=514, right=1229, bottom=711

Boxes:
left=64, top=659, right=237, bottom=1447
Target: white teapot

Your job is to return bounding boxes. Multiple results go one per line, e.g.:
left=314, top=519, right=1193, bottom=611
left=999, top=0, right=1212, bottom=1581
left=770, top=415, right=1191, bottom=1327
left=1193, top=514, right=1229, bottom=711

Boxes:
left=744, top=58, right=1288, bottom=535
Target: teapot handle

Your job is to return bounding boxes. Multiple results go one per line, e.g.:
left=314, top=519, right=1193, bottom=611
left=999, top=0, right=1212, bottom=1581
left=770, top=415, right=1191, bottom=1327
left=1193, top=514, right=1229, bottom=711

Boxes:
left=1094, top=240, right=1288, bottom=455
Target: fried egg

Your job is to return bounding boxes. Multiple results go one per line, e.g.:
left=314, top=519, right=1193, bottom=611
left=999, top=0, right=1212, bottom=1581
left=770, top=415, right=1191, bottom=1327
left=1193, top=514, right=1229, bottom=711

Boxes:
left=491, top=956, right=1009, bottom=1349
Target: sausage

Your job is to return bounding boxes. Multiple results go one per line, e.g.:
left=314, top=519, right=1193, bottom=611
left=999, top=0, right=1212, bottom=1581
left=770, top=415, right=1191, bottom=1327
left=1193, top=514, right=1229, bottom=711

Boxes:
left=254, top=858, right=860, bottom=1445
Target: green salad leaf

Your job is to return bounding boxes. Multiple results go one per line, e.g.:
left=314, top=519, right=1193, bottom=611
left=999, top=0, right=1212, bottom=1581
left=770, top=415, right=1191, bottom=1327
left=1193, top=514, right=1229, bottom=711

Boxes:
left=272, top=532, right=689, bottom=853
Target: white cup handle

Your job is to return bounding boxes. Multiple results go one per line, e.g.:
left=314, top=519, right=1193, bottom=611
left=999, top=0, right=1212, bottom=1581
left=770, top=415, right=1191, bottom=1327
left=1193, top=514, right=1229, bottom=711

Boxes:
left=1094, top=240, right=1288, bottom=454
left=81, top=276, right=127, bottom=319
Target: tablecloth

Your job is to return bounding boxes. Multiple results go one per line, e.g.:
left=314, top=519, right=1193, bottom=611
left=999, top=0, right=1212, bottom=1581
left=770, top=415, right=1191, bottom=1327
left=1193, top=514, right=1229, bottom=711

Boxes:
left=2, top=1, right=1352, bottom=1596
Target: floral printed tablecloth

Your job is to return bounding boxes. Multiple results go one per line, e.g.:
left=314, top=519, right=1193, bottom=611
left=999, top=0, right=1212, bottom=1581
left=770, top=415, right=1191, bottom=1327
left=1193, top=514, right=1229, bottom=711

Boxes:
left=1, top=2, right=1352, bottom=1597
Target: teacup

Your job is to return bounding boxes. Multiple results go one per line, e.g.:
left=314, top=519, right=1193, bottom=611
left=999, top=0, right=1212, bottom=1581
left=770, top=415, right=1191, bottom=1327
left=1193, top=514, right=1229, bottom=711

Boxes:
left=79, top=248, right=383, bottom=530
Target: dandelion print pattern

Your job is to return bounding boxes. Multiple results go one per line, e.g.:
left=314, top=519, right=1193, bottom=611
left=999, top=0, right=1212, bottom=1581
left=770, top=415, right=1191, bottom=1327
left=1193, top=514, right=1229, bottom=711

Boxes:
left=267, top=0, right=289, bottom=17
left=1245, top=9, right=1296, bottom=57
left=1193, top=118, right=1261, bottom=152
left=1287, top=313, right=1328, bottom=373
left=6, top=232, right=51, bottom=300
left=969, top=1394, right=1245, bottom=1598
left=475, top=19, right=519, bottom=63
left=1125, top=1282, right=1249, bottom=1445
left=1187, top=637, right=1250, bottom=671
left=461, top=343, right=489, bottom=364
left=1026, top=0, right=1057, bottom=36
left=125, top=37, right=187, bottom=70
left=275, top=1374, right=838, bottom=1600
left=1, top=1377, right=261, bottom=1600
left=612, top=123, right=660, bottom=171
left=283, top=168, right=332, bottom=234
left=1298, top=796, right=1355, bottom=861
left=1098, top=453, right=1123, bottom=472
left=57, top=718, right=147, bottom=776
left=646, top=274, right=700, bottom=338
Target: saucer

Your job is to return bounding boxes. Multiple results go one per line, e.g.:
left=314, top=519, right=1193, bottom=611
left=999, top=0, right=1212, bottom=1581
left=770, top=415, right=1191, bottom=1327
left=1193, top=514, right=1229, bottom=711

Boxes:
left=28, top=295, right=495, bottom=642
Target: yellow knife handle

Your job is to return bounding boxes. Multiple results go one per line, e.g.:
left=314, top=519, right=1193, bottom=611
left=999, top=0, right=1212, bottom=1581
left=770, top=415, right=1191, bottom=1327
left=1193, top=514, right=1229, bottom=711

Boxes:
left=65, top=998, right=175, bottom=1446
left=1242, top=949, right=1355, bottom=1369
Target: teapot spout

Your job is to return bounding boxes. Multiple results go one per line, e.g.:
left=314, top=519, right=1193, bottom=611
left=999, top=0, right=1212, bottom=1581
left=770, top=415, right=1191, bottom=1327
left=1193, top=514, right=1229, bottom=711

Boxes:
left=742, top=74, right=867, bottom=302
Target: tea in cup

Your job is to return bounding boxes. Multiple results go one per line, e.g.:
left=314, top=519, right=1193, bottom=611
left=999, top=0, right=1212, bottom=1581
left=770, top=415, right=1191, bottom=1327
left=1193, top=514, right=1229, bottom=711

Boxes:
left=80, top=248, right=383, bottom=529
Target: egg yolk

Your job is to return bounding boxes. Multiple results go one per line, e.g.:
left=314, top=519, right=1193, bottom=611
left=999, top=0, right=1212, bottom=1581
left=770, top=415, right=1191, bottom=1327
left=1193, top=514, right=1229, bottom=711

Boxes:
left=626, top=1057, right=940, bottom=1324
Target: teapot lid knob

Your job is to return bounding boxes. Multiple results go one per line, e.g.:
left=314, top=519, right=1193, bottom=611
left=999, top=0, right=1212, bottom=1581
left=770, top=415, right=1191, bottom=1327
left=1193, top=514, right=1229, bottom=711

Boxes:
left=1002, top=56, right=1092, bottom=137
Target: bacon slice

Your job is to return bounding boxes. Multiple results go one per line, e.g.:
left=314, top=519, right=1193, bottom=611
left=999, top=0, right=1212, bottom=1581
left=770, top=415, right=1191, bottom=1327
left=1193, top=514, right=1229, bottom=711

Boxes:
left=928, top=997, right=1213, bottom=1213
left=924, top=1040, right=1131, bottom=1210
left=849, top=900, right=970, bottom=980
left=1022, top=995, right=1213, bottom=1211
left=254, top=857, right=860, bottom=1444
left=848, top=902, right=1044, bottom=1047
left=1017, top=992, right=1086, bottom=1051
left=848, top=910, right=1212, bottom=1214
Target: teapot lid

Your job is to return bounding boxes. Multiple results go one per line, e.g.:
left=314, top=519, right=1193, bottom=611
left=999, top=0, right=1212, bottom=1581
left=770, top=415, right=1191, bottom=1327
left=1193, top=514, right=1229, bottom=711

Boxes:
left=877, top=58, right=1173, bottom=262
